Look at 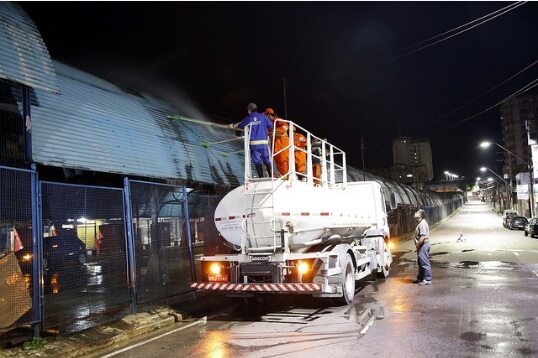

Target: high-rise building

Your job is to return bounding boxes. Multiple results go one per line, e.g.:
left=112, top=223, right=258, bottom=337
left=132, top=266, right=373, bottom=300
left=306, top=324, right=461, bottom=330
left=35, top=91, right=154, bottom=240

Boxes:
left=392, top=136, right=434, bottom=181
left=500, top=94, right=538, bottom=175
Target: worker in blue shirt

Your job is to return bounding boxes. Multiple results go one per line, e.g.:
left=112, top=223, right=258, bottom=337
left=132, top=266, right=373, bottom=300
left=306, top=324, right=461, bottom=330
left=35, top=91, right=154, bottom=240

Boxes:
left=230, top=103, right=273, bottom=178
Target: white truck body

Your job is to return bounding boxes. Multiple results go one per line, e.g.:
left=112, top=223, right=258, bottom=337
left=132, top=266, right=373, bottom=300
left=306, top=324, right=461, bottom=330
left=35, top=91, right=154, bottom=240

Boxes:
left=191, top=120, right=393, bottom=304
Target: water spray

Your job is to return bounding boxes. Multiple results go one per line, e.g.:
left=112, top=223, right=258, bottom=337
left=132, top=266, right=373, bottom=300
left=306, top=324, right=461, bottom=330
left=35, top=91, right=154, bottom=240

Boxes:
left=200, top=137, right=243, bottom=148
left=167, top=114, right=242, bottom=130
left=220, top=149, right=244, bottom=157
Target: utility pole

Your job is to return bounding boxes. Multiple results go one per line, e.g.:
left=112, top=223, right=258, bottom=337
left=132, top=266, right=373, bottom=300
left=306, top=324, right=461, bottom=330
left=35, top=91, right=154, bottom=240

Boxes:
left=507, top=155, right=513, bottom=210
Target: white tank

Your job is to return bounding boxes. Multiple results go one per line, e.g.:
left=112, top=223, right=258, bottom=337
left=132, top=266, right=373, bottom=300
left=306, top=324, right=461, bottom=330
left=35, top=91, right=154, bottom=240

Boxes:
left=214, top=179, right=384, bottom=251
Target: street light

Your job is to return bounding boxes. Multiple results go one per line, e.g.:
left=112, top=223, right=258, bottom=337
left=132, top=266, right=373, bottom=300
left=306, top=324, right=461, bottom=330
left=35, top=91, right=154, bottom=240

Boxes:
left=480, top=141, right=534, bottom=215
left=480, top=167, right=509, bottom=210
left=479, top=141, right=528, bottom=165
left=444, top=171, right=458, bottom=181
left=480, top=167, right=508, bottom=185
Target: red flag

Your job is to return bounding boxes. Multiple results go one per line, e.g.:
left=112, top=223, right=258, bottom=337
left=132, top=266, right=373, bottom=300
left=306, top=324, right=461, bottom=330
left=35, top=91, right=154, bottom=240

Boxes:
left=13, top=228, right=24, bottom=252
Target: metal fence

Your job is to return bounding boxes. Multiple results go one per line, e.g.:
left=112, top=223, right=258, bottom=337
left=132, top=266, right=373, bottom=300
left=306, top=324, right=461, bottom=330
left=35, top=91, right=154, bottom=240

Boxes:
left=39, top=181, right=128, bottom=331
left=127, top=180, right=224, bottom=310
left=1, top=166, right=223, bottom=334
left=0, top=165, right=35, bottom=331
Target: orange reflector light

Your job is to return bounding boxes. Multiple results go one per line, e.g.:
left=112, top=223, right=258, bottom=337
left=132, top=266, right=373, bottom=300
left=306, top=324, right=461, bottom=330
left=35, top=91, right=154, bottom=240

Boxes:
left=297, top=261, right=309, bottom=275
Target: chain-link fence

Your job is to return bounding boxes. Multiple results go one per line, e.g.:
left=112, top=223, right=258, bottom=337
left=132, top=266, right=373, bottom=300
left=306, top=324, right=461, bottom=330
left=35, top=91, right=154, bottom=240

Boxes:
left=40, top=182, right=128, bottom=331
left=0, top=166, right=34, bottom=331
left=127, top=180, right=224, bottom=309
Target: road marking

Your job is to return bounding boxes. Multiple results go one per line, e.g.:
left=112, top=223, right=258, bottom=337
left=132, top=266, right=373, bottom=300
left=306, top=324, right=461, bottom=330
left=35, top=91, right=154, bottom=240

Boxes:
left=99, top=317, right=207, bottom=357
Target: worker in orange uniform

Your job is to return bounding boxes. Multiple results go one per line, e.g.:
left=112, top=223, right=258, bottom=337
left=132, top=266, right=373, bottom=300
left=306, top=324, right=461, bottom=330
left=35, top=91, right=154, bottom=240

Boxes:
left=294, top=130, right=307, bottom=180
left=263, top=108, right=290, bottom=178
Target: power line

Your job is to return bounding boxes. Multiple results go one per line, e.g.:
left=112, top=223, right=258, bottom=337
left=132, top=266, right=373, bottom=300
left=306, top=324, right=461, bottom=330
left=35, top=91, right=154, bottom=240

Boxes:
left=413, top=60, right=538, bottom=134
left=424, top=77, right=538, bottom=137
left=324, top=1, right=527, bottom=80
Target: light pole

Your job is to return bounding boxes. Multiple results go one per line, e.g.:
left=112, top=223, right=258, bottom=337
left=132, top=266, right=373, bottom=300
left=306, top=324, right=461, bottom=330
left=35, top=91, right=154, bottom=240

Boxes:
left=480, top=141, right=533, bottom=216
left=480, top=167, right=509, bottom=210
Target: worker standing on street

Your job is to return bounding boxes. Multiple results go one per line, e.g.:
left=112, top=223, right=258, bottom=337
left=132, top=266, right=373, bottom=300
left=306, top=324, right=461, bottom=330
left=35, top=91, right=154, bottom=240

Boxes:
left=413, top=209, right=432, bottom=285
left=264, top=108, right=290, bottom=178
left=230, top=103, right=273, bottom=178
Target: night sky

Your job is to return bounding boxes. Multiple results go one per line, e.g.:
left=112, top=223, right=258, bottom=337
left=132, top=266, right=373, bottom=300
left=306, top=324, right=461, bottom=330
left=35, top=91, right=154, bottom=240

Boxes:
left=19, top=2, right=538, bottom=181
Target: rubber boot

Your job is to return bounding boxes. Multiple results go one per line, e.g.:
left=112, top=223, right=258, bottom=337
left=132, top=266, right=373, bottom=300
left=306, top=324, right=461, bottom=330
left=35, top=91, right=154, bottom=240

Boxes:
left=255, top=164, right=264, bottom=178
left=265, top=165, right=272, bottom=178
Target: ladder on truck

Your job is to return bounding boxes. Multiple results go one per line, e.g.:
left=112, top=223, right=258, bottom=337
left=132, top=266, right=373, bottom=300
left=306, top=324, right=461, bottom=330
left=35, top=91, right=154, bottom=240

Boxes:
left=241, top=120, right=347, bottom=253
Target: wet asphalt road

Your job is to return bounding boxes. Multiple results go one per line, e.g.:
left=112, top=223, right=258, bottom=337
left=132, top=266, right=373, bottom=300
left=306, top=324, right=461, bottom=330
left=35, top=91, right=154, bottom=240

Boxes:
left=102, top=196, right=538, bottom=358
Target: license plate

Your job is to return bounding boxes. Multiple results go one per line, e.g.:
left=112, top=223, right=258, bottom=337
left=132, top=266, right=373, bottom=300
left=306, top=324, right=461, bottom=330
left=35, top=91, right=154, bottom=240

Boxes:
left=250, top=255, right=271, bottom=262
left=208, top=274, right=229, bottom=282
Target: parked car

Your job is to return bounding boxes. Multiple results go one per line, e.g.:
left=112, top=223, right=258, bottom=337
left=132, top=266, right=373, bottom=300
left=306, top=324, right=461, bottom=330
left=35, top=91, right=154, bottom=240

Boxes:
left=524, top=218, right=538, bottom=237
left=502, top=210, right=519, bottom=228
left=509, top=216, right=528, bottom=230
left=16, top=231, right=87, bottom=270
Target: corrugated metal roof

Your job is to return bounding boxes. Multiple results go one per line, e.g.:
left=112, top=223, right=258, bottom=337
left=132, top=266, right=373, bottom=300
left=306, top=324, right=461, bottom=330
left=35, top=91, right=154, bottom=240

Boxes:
left=0, top=2, right=59, bottom=94
left=31, top=61, right=244, bottom=187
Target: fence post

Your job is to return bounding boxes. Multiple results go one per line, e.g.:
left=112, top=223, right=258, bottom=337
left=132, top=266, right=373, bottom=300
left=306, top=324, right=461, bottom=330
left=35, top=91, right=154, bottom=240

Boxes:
left=123, top=177, right=138, bottom=314
left=31, top=164, right=42, bottom=338
left=182, top=186, right=196, bottom=284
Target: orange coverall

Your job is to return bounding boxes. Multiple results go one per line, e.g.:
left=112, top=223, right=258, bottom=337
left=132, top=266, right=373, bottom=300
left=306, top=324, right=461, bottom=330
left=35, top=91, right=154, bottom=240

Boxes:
left=271, top=118, right=290, bottom=177
left=294, top=131, right=307, bottom=175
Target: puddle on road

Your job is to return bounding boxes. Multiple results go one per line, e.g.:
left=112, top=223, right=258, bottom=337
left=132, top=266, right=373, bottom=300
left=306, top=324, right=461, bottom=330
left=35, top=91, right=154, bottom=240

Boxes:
left=437, top=260, right=520, bottom=270
left=430, top=251, right=449, bottom=257
left=342, top=296, right=386, bottom=334
left=460, top=331, right=487, bottom=342
left=343, top=302, right=386, bottom=334
left=450, top=260, right=481, bottom=269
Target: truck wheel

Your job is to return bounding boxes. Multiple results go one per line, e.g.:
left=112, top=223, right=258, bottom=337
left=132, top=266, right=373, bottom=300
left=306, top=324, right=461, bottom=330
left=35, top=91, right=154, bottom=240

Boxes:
left=337, top=253, right=355, bottom=305
left=377, top=252, right=390, bottom=278
left=377, top=260, right=390, bottom=278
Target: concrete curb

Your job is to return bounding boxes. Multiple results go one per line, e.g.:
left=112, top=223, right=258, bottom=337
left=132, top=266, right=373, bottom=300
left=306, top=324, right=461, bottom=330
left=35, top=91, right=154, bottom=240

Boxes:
left=1, top=308, right=182, bottom=357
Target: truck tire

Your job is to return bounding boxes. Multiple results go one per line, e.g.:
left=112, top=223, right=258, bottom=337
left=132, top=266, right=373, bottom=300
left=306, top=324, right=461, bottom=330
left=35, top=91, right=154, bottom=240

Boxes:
left=337, top=253, right=355, bottom=305
left=377, top=250, right=391, bottom=279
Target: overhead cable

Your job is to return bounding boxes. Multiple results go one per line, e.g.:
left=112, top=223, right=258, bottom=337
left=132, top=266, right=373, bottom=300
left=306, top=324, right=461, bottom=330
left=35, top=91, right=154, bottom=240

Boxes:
left=415, top=60, right=538, bottom=133
left=326, top=1, right=527, bottom=79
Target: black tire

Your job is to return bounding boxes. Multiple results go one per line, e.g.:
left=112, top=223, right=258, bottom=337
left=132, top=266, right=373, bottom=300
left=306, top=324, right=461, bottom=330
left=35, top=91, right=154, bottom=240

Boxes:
left=336, top=253, right=355, bottom=305
left=376, top=240, right=391, bottom=279
left=377, top=255, right=390, bottom=279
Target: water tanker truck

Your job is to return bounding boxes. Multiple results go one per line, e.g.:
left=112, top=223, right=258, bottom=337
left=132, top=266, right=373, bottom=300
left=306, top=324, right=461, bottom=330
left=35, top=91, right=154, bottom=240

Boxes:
left=190, top=120, right=394, bottom=304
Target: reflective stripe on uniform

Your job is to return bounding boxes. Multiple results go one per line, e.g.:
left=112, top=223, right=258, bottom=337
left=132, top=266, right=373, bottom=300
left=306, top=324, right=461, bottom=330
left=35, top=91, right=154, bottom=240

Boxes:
left=250, top=140, right=269, bottom=145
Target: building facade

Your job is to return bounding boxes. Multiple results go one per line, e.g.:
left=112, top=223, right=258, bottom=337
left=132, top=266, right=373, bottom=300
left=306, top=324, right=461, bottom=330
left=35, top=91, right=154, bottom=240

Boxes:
left=500, top=94, right=538, bottom=174
left=500, top=94, right=538, bottom=217
left=392, top=136, right=434, bottom=182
